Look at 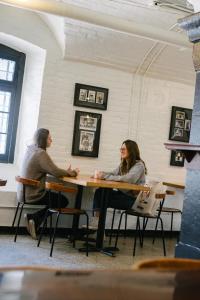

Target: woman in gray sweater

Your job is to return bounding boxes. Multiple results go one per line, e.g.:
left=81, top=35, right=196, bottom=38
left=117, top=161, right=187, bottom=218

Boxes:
left=19, top=128, right=79, bottom=239
left=89, top=140, right=146, bottom=229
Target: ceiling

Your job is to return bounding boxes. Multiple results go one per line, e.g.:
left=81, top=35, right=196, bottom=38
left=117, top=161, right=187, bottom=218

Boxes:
left=1, top=0, right=198, bottom=85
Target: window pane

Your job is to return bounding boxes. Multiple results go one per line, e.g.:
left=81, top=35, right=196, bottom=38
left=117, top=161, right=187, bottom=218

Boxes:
left=0, top=91, right=11, bottom=112
left=0, top=112, right=9, bottom=133
left=0, top=58, right=15, bottom=81
left=0, top=134, right=6, bottom=154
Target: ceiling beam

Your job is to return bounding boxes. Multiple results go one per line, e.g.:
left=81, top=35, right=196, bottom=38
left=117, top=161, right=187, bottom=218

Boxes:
left=0, top=0, right=191, bottom=48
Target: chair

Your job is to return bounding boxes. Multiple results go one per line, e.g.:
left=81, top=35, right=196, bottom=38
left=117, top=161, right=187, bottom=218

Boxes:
left=153, top=189, right=181, bottom=241
left=133, top=258, right=200, bottom=270
left=13, top=176, right=41, bottom=242
left=114, top=184, right=174, bottom=256
left=157, top=206, right=182, bottom=233
left=37, top=181, right=89, bottom=257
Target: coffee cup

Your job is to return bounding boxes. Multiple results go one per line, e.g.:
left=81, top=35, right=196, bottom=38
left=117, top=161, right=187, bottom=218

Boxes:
left=94, top=170, right=100, bottom=179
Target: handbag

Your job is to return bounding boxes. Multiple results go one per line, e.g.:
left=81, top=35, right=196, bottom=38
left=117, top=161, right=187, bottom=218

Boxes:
left=132, top=181, right=167, bottom=215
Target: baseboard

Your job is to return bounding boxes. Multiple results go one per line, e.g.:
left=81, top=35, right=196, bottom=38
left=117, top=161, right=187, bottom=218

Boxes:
left=0, top=226, right=180, bottom=239
left=106, top=229, right=180, bottom=238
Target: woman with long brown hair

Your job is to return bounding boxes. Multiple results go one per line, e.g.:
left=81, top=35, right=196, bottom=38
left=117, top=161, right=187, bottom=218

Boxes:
left=88, top=140, right=146, bottom=229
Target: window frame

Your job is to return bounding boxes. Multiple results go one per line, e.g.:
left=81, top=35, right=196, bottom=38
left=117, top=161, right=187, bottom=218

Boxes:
left=0, top=44, right=25, bottom=163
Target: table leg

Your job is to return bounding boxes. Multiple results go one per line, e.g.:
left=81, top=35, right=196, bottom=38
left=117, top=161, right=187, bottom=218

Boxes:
left=96, top=188, right=119, bottom=256
left=79, top=187, right=118, bottom=257
left=70, top=185, right=83, bottom=241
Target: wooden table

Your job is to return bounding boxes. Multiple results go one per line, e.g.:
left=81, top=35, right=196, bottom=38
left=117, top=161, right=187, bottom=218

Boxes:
left=62, top=175, right=150, bottom=256
left=0, top=268, right=199, bottom=299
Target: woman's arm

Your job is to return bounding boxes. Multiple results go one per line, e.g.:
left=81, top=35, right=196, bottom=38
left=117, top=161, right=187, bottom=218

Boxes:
left=100, top=166, right=120, bottom=178
left=39, top=151, right=77, bottom=178
left=103, top=162, right=145, bottom=184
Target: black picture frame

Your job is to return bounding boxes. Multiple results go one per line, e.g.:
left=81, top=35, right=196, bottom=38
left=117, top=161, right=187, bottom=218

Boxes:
left=74, top=83, right=108, bottom=110
left=71, top=110, right=102, bottom=157
left=169, top=106, right=192, bottom=142
left=170, top=150, right=185, bottom=167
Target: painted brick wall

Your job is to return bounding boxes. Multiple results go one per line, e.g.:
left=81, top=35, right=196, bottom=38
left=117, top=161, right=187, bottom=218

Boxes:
left=0, top=5, right=195, bottom=230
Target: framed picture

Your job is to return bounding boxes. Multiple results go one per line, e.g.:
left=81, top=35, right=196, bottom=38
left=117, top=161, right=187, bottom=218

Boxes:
left=72, top=111, right=102, bottom=157
left=74, top=83, right=109, bottom=110
left=169, top=106, right=192, bottom=142
left=170, top=150, right=185, bottom=167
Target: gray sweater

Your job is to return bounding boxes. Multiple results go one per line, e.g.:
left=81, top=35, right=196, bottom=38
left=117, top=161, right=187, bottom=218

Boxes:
left=18, top=145, right=77, bottom=203
left=103, top=161, right=146, bottom=197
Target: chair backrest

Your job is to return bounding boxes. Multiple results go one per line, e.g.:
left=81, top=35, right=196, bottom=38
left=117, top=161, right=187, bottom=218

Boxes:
left=16, top=176, right=40, bottom=203
left=132, top=181, right=167, bottom=215
left=133, top=258, right=200, bottom=270
left=15, top=176, right=40, bottom=187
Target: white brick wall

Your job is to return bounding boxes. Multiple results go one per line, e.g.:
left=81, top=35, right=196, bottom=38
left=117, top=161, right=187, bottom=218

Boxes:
left=0, top=5, right=195, bottom=230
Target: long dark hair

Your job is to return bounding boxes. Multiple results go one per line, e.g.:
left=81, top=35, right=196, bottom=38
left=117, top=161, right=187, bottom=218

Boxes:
left=120, top=139, right=147, bottom=175
left=34, top=128, right=49, bottom=150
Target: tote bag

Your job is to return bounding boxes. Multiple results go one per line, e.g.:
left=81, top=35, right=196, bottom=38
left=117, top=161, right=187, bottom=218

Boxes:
left=132, top=181, right=167, bottom=215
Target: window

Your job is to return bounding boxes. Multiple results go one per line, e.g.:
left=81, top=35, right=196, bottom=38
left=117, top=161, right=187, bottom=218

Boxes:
left=0, top=44, right=25, bottom=163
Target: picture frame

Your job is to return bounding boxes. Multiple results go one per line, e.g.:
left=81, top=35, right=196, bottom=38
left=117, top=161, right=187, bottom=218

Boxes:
left=71, top=110, right=102, bottom=157
left=170, top=150, right=185, bottom=167
left=169, top=106, right=192, bottom=142
left=74, top=83, right=109, bottom=110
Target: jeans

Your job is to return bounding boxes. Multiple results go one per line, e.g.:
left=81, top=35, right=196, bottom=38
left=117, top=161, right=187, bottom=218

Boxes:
left=27, top=191, right=69, bottom=228
left=93, top=188, right=135, bottom=211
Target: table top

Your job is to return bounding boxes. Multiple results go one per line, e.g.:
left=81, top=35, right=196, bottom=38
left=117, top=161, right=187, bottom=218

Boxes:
left=62, top=175, right=150, bottom=191
left=0, top=268, right=199, bottom=300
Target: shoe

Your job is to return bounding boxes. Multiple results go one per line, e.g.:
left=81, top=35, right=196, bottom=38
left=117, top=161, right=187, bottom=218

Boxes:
left=24, top=214, right=30, bottom=234
left=28, top=219, right=38, bottom=240
left=82, top=216, right=99, bottom=230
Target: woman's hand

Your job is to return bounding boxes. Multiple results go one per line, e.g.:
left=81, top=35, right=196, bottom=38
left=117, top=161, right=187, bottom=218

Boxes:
left=74, top=168, right=80, bottom=176
left=67, top=165, right=80, bottom=177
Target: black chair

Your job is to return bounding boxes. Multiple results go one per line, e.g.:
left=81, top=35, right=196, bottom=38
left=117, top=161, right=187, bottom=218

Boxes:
left=37, top=181, right=89, bottom=257
left=157, top=207, right=182, bottom=233
left=12, top=176, right=42, bottom=242
left=114, top=191, right=174, bottom=256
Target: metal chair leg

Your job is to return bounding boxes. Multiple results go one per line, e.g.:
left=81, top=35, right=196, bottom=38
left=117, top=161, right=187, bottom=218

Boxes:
left=37, top=210, right=51, bottom=247
left=14, top=203, right=24, bottom=242
left=133, top=217, right=139, bottom=256
left=114, top=211, right=125, bottom=248
left=109, top=209, right=116, bottom=245
left=140, top=218, right=147, bottom=247
left=170, top=212, right=174, bottom=233
left=50, top=212, right=60, bottom=257
left=72, top=216, right=76, bottom=248
left=12, top=202, right=20, bottom=227
left=86, top=213, right=89, bottom=257
left=152, top=216, right=160, bottom=244
left=124, top=213, right=127, bottom=239
left=49, top=213, right=53, bottom=243
left=159, top=217, right=166, bottom=256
